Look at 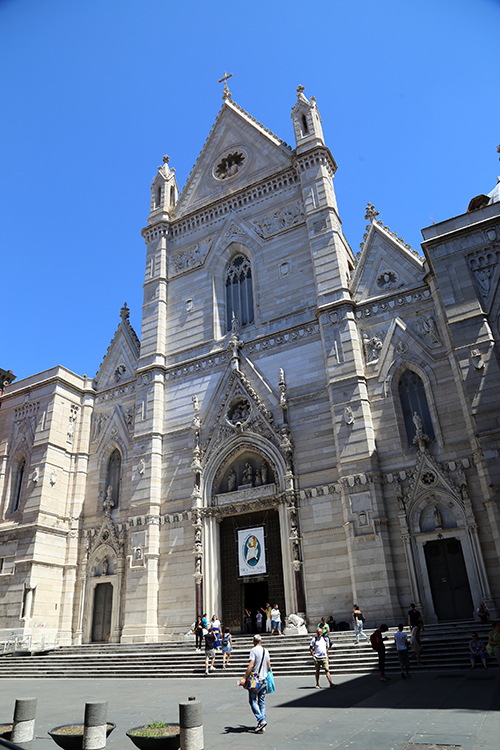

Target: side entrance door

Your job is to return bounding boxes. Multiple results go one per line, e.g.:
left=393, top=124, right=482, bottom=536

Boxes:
left=424, top=538, right=473, bottom=620
left=91, top=582, right=113, bottom=642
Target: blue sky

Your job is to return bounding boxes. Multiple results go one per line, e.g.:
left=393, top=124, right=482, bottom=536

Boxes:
left=1, top=0, right=499, bottom=382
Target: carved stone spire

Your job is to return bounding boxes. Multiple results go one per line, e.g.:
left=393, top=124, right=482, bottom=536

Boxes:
left=120, top=303, right=130, bottom=322
left=218, top=70, right=233, bottom=100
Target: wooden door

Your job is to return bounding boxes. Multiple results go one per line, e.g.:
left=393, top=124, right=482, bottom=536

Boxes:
left=91, top=582, right=113, bottom=642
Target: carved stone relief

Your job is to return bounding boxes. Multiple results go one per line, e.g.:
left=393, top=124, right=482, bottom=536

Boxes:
left=253, top=201, right=304, bottom=238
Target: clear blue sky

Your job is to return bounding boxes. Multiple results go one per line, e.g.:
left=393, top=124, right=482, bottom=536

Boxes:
left=1, top=0, right=499, bottom=382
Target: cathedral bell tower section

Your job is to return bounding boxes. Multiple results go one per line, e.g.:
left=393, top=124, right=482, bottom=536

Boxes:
left=293, top=87, right=397, bottom=615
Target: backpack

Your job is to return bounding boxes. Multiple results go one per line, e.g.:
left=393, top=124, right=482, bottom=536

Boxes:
left=370, top=631, right=380, bottom=650
left=222, top=633, right=230, bottom=646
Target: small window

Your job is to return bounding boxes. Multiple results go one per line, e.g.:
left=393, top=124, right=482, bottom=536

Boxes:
left=11, top=458, right=25, bottom=513
left=399, top=370, right=435, bottom=445
left=225, top=255, right=254, bottom=331
left=301, top=113, right=309, bottom=135
left=156, top=186, right=162, bottom=208
left=105, top=449, right=121, bottom=509
left=170, top=185, right=176, bottom=206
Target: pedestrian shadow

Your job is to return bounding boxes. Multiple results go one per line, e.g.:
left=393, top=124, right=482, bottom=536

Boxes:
left=273, top=670, right=500, bottom=711
left=222, top=724, right=255, bottom=734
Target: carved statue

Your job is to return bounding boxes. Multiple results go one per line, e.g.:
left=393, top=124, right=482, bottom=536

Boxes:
left=261, top=462, right=268, bottom=485
left=254, top=469, right=262, bottom=486
left=194, top=527, right=202, bottom=544
left=433, top=505, right=443, bottom=530
left=475, top=268, right=492, bottom=298
left=344, top=406, right=354, bottom=425
left=413, top=412, right=423, bottom=439
left=227, top=469, right=236, bottom=492
left=102, top=558, right=108, bottom=575
left=194, top=557, right=202, bottom=574
left=242, top=463, right=254, bottom=485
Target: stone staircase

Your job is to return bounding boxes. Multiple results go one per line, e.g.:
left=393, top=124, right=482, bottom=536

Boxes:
left=0, top=620, right=494, bottom=679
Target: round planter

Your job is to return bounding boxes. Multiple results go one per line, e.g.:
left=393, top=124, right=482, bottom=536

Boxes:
left=48, top=723, right=115, bottom=750
left=0, top=724, right=12, bottom=741
left=126, top=725, right=180, bottom=750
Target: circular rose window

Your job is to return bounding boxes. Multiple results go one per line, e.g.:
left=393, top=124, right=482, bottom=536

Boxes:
left=214, top=151, right=245, bottom=180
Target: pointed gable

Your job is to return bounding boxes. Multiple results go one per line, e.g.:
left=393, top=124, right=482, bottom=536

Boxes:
left=351, top=214, right=426, bottom=303
left=174, top=99, right=294, bottom=219
left=95, top=304, right=140, bottom=387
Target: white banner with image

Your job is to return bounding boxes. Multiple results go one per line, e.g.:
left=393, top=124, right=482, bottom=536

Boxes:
left=238, top=526, right=266, bottom=576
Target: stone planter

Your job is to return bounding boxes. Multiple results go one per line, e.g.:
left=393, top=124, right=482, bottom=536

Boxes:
left=48, top=723, right=115, bottom=750
left=0, top=723, right=12, bottom=741
left=126, top=725, right=180, bottom=750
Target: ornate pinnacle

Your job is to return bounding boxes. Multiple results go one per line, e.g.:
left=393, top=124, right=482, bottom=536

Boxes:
left=218, top=70, right=233, bottom=100
left=163, top=155, right=169, bottom=164
left=296, top=84, right=305, bottom=97
left=364, top=203, right=379, bottom=221
left=120, top=303, right=130, bottom=321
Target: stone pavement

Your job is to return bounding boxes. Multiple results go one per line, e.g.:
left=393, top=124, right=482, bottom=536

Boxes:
left=1, top=670, right=499, bottom=750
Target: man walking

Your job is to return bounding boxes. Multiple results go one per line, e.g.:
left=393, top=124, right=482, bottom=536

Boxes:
left=370, top=624, right=390, bottom=681
left=407, top=603, right=422, bottom=631
left=394, top=623, right=411, bottom=679
left=310, top=627, right=336, bottom=689
left=242, top=634, right=271, bottom=733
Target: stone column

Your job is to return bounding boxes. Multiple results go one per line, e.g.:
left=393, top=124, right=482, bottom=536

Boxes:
left=11, top=698, right=37, bottom=750
left=83, top=702, right=108, bottom=750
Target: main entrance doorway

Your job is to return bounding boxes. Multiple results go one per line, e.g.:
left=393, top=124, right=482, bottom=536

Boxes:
left=219, top=509, right=285, bottom=634
left=91, top=582, right=113, bottom=642
left=424, top=538, right=473, bottom=620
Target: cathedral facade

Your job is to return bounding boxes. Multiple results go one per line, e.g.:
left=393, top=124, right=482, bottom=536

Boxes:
left=1, top=87, right=500, bottom=644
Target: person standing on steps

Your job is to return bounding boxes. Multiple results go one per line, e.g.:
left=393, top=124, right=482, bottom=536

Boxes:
left=352, top=604, right=368, bottom=644
left=370, top=624, right=390, bottom=681
left=222, top=627, right=233, bottom=668
left=394, top=623, right=411, bottom=679
left=262, top=603, right=272, bottom=633
left=271, top=604, right=282, bottom=635
left=407, top=603, right=423, bottom=631
left=256, top=610, right=263, bottom=633
left=193, top=615, right=203, bottom=652
left=240, top=634, right=271, bottom=733
left=244, top=608, right=253, bottom=634
left=310, top=627, right=336, bottom=689
left=204, top=625, right=216, bottom=674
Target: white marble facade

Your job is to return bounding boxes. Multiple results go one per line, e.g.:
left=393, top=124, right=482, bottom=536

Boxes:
left=1, top=88, right=500, bottom=644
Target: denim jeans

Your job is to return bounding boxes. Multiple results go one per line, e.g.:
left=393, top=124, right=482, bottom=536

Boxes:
left=354, top=622, right=368, bottom=642
left=248, top=679, right=267, bottom=723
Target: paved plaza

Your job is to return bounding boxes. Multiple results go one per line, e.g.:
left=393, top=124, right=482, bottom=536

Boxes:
left=1, top=669, right=499, bottom=750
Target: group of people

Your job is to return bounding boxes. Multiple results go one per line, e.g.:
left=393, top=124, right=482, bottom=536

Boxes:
left=244, top=603, right=283, bottom=635
left=193, top=614, right=233, bottom=674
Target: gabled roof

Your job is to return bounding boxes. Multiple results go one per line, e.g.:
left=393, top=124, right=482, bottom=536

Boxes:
left=95, top=304, right=140, bottom=386
left=174, top=98, right=294, bottom=219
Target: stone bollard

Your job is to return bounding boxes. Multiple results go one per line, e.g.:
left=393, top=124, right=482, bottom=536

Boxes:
left=11, top=697, right=37, bottom=750
left=179, top=699, right=203, bottom=750
left=82, top=702, right=108, bottom=750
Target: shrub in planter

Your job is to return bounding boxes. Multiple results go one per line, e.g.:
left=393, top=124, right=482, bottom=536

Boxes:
left=48, top=722, right=115, bottom=750
left=126, top=722, right=180, bottom=750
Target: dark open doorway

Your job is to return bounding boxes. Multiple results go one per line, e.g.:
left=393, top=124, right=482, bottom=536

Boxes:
left=91, top=582, right=113, bottom=642
left=424, top=537, right=473, bottom=620
left=244, top=580, right=268, bottom=633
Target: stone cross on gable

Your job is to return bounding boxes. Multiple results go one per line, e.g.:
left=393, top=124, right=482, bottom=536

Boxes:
left=218, top=71, right=233, bottom=100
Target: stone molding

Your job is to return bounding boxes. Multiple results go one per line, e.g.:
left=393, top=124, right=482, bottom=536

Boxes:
left=353, top=288, right=431, bottom=320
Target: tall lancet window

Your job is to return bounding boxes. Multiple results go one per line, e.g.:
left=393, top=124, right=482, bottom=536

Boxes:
left=11, top=457, right=25, bottom=513
left=398, top=370, right=435, bottom=445
left=226, top=255, right=254, bottom=331
left=105, top=449, right=121, bottom=510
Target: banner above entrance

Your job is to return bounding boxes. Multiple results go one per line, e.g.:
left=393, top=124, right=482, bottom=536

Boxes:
left=238, top=527, right=266, bottom=576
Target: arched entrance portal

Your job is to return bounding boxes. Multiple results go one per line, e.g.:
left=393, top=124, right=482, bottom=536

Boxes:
left=219, top=508, right=285, bottom=633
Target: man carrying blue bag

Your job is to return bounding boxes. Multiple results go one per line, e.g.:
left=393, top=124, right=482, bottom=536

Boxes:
left=240, top=634, right=272, bottom=733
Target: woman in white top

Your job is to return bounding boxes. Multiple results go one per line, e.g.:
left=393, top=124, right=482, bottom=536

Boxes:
left=271, top=604, right=282, bottom=635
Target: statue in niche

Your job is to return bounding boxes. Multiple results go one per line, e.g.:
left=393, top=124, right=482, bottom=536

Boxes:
left=475, top=268, right=492, bottom=298
left=227, top=469, right=236, bottom=492
left=433, top=506, right=443, bottom=530
left=194, top=557, right=202, bottom=574
left=194, top=527, right=202, bottom=545
left=102, top=558, right=109, bottom=576
left=134, top=548, right=142, bottom=560
left=254, top=469, right=262, bottom=487
left=242, top=463, right=254, bottom=485
left=261, top=462, right=268, bottom=485
left=413, top=412, right=423, bottom=440
left=229, top=399, right=250, bottom=425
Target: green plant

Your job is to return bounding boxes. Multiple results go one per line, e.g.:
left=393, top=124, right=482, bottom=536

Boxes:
left=129, top=723, right=179, bottom=738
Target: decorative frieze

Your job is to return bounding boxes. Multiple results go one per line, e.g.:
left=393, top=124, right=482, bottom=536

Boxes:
left=354, top=288, right=431, bottom=320
left=94, top=382, right=136, bottom=405
left=252, top=201, right=305, bottom=238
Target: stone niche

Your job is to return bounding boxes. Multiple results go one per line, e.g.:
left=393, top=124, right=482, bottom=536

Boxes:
left=217, top=451, right=273, bottom=495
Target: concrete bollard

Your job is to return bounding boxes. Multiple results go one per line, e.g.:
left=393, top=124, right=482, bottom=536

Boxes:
left=11, top=698, right=37, bottom=750
left=179, top=699, right=203, bottom=750
left=82, top=702, right=108, bottom=750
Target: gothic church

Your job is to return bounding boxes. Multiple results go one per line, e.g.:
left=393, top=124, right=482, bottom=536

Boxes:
left=1, top=84, right=500, bottom=644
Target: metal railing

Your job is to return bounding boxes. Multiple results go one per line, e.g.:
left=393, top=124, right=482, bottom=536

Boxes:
left=0, top=632, right=61, bottom=654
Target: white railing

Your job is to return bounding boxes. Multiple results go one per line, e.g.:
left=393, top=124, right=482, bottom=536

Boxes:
left=1, top=632, right=61, bottom=654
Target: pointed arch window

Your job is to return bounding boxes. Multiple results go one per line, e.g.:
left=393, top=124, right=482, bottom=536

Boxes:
left=11, top=457, right=26, bottom=513
left=105, top=449, right=121, bottom=510
left=399, top=370, right=435, bottom=445
left=226, top=255, right=254, bottom=331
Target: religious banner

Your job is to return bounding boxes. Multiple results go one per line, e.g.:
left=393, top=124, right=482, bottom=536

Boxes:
left=238, top=526, right=266, bottom=576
